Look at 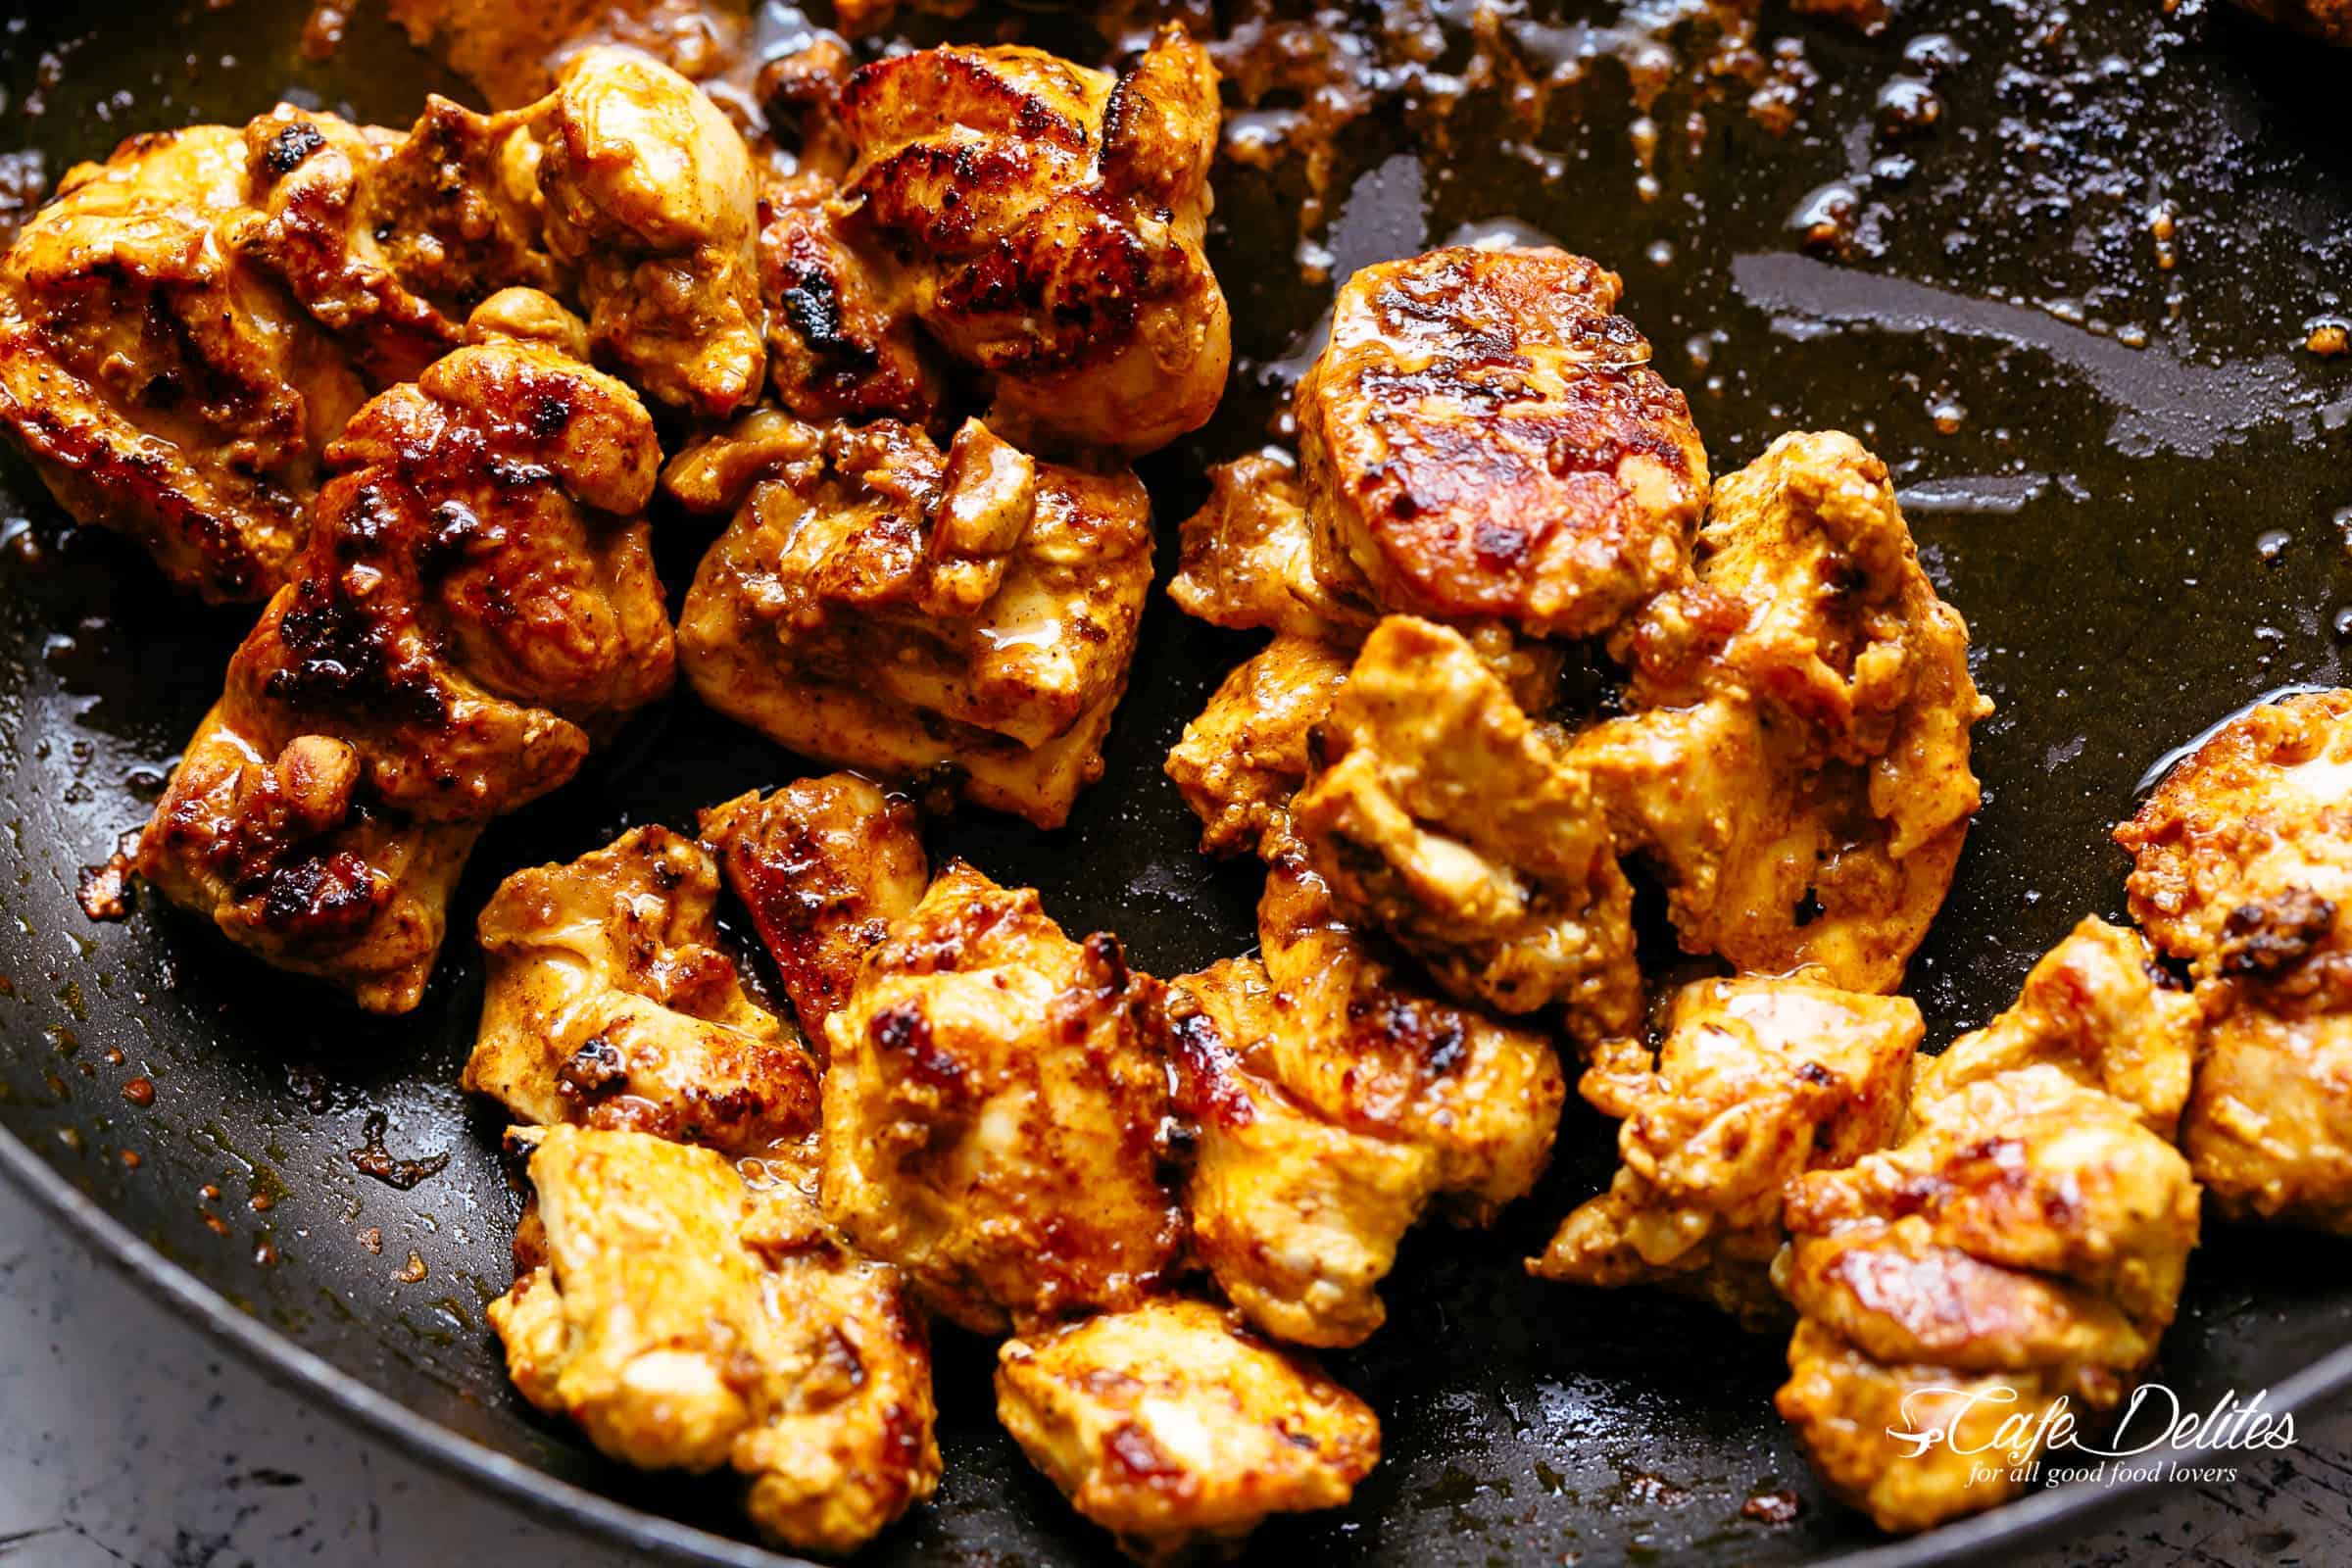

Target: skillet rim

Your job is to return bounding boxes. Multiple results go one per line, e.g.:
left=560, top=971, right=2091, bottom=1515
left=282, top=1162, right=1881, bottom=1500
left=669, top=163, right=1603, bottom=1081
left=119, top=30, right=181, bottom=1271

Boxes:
left=10, top=1117, right=2344, bottom=1566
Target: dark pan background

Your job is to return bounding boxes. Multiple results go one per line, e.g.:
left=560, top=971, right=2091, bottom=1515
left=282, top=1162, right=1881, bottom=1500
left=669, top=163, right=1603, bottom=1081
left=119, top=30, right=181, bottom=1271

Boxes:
left=0, top=0, right=2349, bottom=1563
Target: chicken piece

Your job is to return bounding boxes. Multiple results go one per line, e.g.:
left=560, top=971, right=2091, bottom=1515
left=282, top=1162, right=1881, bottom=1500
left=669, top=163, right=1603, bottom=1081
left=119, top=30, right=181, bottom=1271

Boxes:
left=1571, top=430, right=1989, bottom=992
left=0, top=124, right=368, bottom=601
left=820, top=860, right=1183, bottom=1332
left=1293, top=616, right=1640, bottom=1030
left=1164, top=861, right=1566, bottom=1347
left=386, top=0, right=756, bottom=109
left=1164, top=635, right=1352, bottom=860
left=530, top=47, right=766, bottom=417
left=2119, top=688, right=2352, bottom=1228
left=995, top=1298, right=1381, bottom=1563
left=757, top=170, right=946, bottom=426
left=1294, top=246, right=1708, bottom=640
left=136, top=302, right=674, bottom=1012
left=670, top=410, right=1153, bottom=829
left=468, top=825, right=820, bottom=1155
left=1774, top=917, right=2202, bottom=1533
left=699, top=775, right=930, bottom=1040
left=489, top=1125, right=939, bottom=1555
left=828, top=26, right=1229, bottom=457
left=1531, top=975, right=1920, bottom=1327
left=1168, top=455, right=1373, bottom=643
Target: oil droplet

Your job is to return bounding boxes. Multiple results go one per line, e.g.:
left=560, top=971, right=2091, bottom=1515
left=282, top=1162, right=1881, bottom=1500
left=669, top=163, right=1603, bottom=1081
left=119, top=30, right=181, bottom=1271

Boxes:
left=1644, top=238, right=1674, bottom=268
left=2257, top=529, right=2292, bottom=564
left=1876, top=74, right=1942, bottom=137
left=2334, top=607, right=2352, bottom=641
left=1930, top=398, right=1967, bottom=435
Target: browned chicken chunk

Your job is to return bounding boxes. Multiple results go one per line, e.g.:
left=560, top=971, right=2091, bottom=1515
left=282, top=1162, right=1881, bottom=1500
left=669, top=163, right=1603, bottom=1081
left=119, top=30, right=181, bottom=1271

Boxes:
left=1165, top=860, right=1565, bottom=1347
left=669, top=410, right=1153, bottom=829
left=757, top=169, right=946, bottom=426
left=386, top=0, right=756, bottom=109
left=1293, top=615, right=1640, bottom=1030
left=2119, top=688, right=2352, bottom=1229
left=821, top=859, right=1184, bottom=1332
left=823, top=26, right=1229, bottom=457
left=489, top=1125, right=940, bottom=1555
left=0, top=124, right=368, bottom=601
left=1294, top=245, right=1708, bottom=640
left=1570, top=430, right=1990, bottom=993
left=468, top=825, right=819, bottom=1155
left=1774, top=917, right=2202, bottom=1533
left=1531, top=975, right=1920, bottom=1326
left=1167, top=453, right=1373, bottom=643
left=136, top=302, right=673, bottom=1012
left=996, top=1298, right=1381, bottom=1563
left=1164, top=634, right=1353, bottom=860
left=701, top=775, right=930, bottom=1040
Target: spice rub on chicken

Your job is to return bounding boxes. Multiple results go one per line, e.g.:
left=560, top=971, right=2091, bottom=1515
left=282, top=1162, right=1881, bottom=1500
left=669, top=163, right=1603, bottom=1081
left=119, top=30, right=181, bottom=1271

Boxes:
left=2118, top=688, right=2352, bottom=1230
left=668, top=411, right=1154, bottom=829
left=135, top=299, right=674, bottom=1013
left=1531, top=974, right=1920, bottom=1326
left=0, top=47, right=762, bottom=601
left=490, top=1125, right=940, bottom=1556
left=1570, top=429, right=1990, bottom=993
left=995, top=1298, right=1382, bottom=1563
left=468, top=824, right=820, bottom=1155
left=1774, top=918, right=2202, bottom=1533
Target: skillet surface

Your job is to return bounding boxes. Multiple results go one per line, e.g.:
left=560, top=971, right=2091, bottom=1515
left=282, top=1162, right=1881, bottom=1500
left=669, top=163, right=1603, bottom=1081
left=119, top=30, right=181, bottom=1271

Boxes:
left=1, top=0, right=2350, bottom=1563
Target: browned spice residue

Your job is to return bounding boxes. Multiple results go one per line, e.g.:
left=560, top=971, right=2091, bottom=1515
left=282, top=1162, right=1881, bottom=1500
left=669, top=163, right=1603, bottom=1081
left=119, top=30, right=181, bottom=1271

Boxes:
left=121, top=1076, right=154, bottom=1106
left=348, top=1110, right=450, bottom=1190
left=395, top=1250, right=427, bottom=1283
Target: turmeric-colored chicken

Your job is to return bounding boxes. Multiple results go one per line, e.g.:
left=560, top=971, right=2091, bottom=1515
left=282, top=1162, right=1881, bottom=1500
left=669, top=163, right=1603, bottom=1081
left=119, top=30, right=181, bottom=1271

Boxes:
left=1165, top=635, right=1354, bottom=861
left=996, top=1298, right=1382, bottom=1563
left=757, top=169, right=947, bottom=427
left=1774, top=917, right=2203, bottom=1533
left=1292, top=615, right=1640, bottom=1030
left=1166, top=860, right=1566, bottom=1347
left=136, top=298, right=673, bottom=1012
left=489, top=1125, right=940, bottom=1555
left=1167, top=454, right=1373, bottom=643
left=1294, top=245, right=1709, bottom=640
left=821, top=858, right=1184, bottom=1332
left=386, top=0, right=757, bottom=109
left=468, top=825, right=820, bottom=1155
left=668, top=410, right=1154, bottom=828
left=0, top=124, right=368, bottom=601
left=820, top=27, right=1229, bottom=457
left=1570, top=430, right=1990, bottom=993
left=701, top=775, right=930, bottom=1040
left=2118, top=688, right=2352, bottom=1229
left=1532, top=975, right=1920, bottom=1326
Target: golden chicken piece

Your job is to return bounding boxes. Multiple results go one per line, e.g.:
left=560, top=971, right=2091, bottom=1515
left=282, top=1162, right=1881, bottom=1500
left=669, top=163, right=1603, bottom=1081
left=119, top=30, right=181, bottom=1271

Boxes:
left=821, top=859, right=1184, bottom=1332
left=700, top=774, right=931, bottom=1041
left=826, top=26, right=1230, bottom=457
left=1531, top=975, right=1920, bottom=1326
left=1570, top=430, right=1989, bottom=993
left=1294, top=246, right=1708, bottom=640
left=1164, top=634, right=1353, bottom=861
left=0, top=124, right=367, bottom=601
left=136, top=300, right=674, bottom=1012
left=490, top=1125, right=940, bottom=1555
left=386, top=0, right=756, bottom=109
left=669, top=410, right=1154, bottom=829
left=1774, top=917, right=2203, bottom=1533
left=2118, top=688, right=2352, bottom=1229
left=996, top=1298, right=1381, bottom=1563
left=757, top=170, right=946, bottom=427
left=1164, top=860, right=1566, bottom=1347
left=1167, top=454, right=1373, bottom=644
left=468, top=825, right=820, bottom=1155
left=1293, top=615, right=1640, bottom=1030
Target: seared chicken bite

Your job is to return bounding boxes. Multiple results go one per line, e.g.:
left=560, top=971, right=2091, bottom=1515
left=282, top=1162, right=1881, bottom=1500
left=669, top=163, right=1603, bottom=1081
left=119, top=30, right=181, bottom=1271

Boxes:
left=2119, top=688, right=2352, bottom=1228
left=385, top=0, right=756, bottom=109
left=669, top=410, right=1153, bottom=828
left=1293, top=615, right=1640, bottom=1030
left=136, top=303, right=673, bottom=1012
left=1165, top=860, right=1566, bottom=1347
left=1775, top=918, right=2202, bottom=1533
left=1164, top=634, right=1353, bottom=860
left=821, top=859, right=1183, bottom=1332
left=0, top=124, right=368, bottom=601
left=490, top=1125, right=939, bottom=1555
left=1572, top=430, right=1989, bottom=993
left=757, top=170, right=946, bottom=426
left=996, top=1298, right=1381, bottom=1563
left=468, top=825, right=819, bottom=1154
left=1294, top=246, right=1708, bottom=640
left=1532, top=975, right=1920, bottom=1326
left=826, top=26, right=1229, bottom=456
left=1167, top=454, right=1373, bottom=643
left=701, top=775, right=930, bottom=1040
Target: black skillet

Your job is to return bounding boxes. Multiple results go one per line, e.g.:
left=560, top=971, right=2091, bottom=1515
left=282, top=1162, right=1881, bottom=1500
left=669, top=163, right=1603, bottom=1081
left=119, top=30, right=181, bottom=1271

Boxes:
left=3, top=0, right=2351, bottom=1563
